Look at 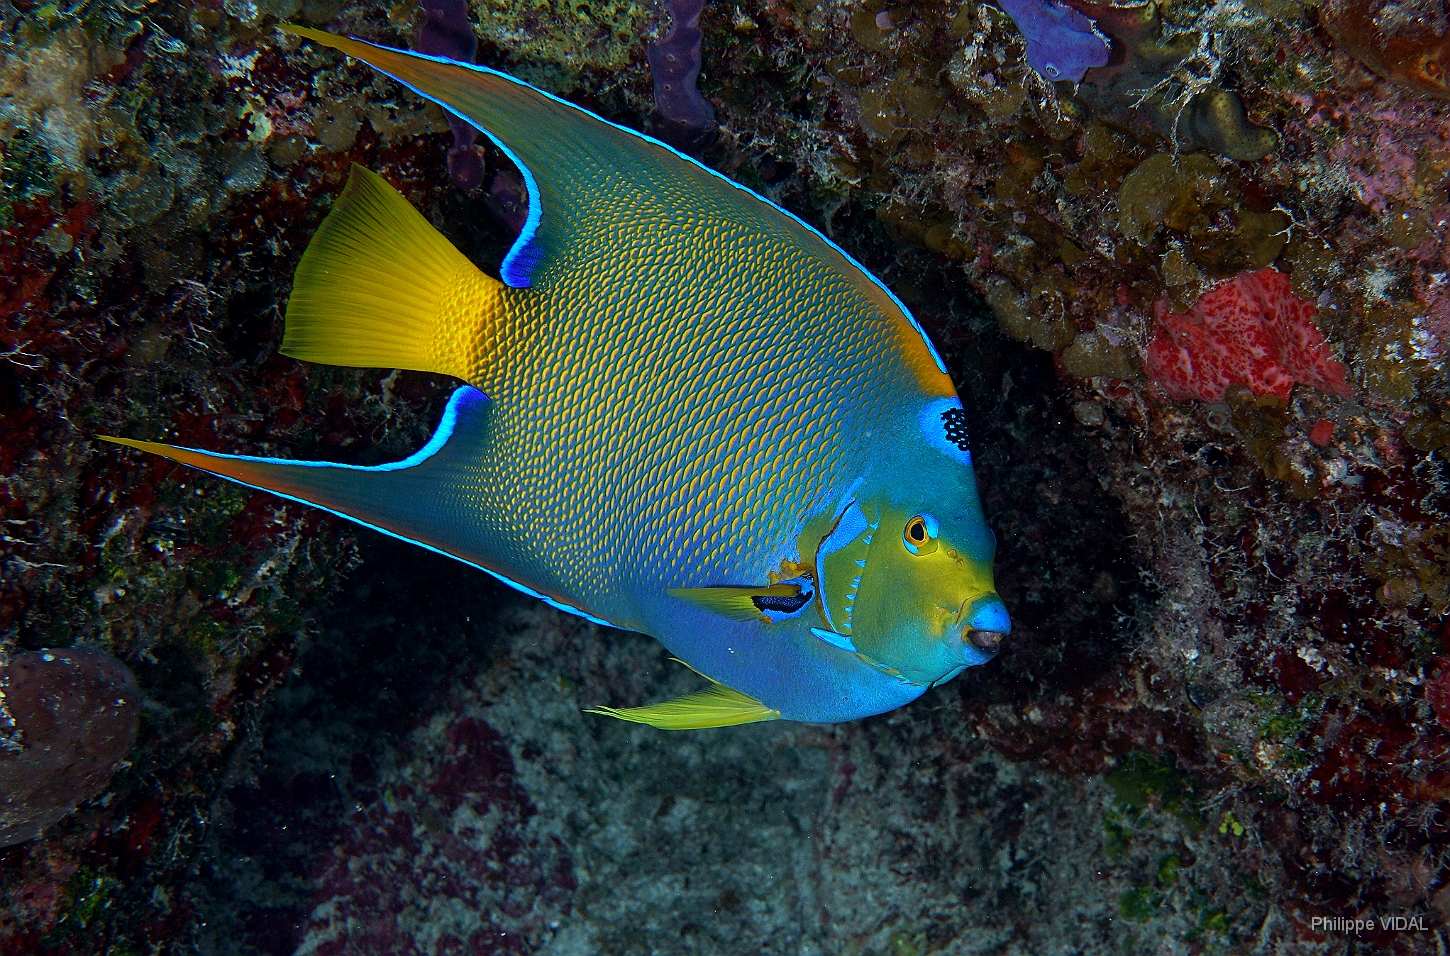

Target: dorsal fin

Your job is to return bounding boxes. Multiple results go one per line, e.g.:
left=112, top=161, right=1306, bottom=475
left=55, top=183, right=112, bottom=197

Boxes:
left=282, top=24, right=662, bottom=288
left=277, top=25, right=952, bottom=385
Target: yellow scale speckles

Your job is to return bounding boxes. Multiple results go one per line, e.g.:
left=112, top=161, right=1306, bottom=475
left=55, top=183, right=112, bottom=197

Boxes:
left=434, top=271, right=501, bottom=384
left=125, top=28, right=955, bottom=639
left=461, top=232, right=880, bottom=620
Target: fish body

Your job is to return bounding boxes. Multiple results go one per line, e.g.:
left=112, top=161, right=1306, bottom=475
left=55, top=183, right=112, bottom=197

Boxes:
left=104, top=28, right=1010, bottom=727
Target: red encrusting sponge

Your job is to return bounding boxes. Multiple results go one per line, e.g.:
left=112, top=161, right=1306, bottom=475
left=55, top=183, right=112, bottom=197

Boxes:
left=1144, top=267, right=1353, bottom=403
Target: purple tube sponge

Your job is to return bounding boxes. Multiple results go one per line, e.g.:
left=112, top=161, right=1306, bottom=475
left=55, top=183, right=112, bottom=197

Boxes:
left=415, top=0, right=485, bottom=190
left=997, top=0, right=1111, bottom=84
left=647, top=0, right=718, bottom=154
left=0, top=647, right=140, bottom=847
left=485, top=167, right=529, bottom=236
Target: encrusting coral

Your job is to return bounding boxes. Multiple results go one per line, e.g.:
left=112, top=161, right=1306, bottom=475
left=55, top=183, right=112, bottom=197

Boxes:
left=1145, top=267, right=1353, bottom=403
left=1, top=0, right=1449, bottom=950
left=1062, top=0, right=1279, bottom=160
left=1321, top=0, right=1450, bottom=100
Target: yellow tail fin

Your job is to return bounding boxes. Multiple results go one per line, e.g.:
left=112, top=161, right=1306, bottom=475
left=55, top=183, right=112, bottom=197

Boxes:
left=283, top=164, right=501, bottom=381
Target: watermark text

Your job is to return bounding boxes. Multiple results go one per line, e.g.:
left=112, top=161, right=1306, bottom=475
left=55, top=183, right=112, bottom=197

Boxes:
left=1311, top=915, right=1430, bottom=934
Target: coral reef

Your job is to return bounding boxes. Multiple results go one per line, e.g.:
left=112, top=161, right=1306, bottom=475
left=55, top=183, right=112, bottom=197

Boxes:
left=1065, top=0, right=1279, bottom=160
left=462, top=0, right=653, bottom=90
left=1, top=0, right=1448, bottom=951
left=0, top=647, right=138, bottom=847
left=1322, top=0, right=1450, bottom=100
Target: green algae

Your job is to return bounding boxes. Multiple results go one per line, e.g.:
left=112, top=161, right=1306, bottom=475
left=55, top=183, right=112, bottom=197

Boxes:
left=1104, top=808, right=1134, bottom=859
left=1157, top=852, right=1183, bottom=887
left=1118, top=154, right=1222, bottom=243
left=1359, top=303, right=1434, bottom=405
left=1119, top=884, right=1163, bottom=922
left=1405, top=402, right=1450, bottom=452
left=986, top=279, right=1076, bottom=351
left=470, top=0, right=654, bottom=88
left=43, top=866, right=122, bottom=947
left=0, top=129, right=56, bottom=226
left=1062, top=328, right=1141, bottom=380
left=1249, top=691, right=1323, bottom=745
left=1106, top=751, right=1205, bottom=830
left=1223, top=386, right=1326, bottom=500
left=1117, top=152, right=1289, bottom=306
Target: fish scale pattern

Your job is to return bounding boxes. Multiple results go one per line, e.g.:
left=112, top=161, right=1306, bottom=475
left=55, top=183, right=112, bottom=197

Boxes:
left=327, top=48, right=966, bottom=627
left=207, top=33, right=956, bottom=638
left=104, top=31, right=1000, bottom=723
left=449, top=189, right=935, bottom=628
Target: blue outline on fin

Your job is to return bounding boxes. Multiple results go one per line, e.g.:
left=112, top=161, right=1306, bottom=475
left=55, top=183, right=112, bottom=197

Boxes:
left=323, top=36, right=949, bottom=371
left=371, top=71, right=543, bottom=288
left=149, top=385, right=617, bottom=629
left=811, top=627, right=858, bottom=654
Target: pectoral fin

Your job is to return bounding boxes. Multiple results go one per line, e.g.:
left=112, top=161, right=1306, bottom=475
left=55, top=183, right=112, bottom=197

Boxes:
left=586, top=677, right=780, bottom=730
left=668, top=578, right=814, bottom=623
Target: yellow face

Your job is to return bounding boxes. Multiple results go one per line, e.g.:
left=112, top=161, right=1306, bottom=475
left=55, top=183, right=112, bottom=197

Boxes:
left=815, top=499, right=1008, bottom=685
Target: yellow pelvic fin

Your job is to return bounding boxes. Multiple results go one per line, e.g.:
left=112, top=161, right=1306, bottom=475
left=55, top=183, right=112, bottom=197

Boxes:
left=283, top=164, right=501, bottom=381
left=666, top=584, right=803, bottom=622
left=586, top=677, right=780, bottom=731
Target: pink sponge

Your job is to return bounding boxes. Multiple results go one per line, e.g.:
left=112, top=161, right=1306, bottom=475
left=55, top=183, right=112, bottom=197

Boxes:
left=1145, top=267, right=1352, bottom=402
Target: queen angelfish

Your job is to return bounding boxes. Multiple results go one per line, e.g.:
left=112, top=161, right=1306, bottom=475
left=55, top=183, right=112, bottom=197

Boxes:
left=102, top=26, right=1011, bottom=729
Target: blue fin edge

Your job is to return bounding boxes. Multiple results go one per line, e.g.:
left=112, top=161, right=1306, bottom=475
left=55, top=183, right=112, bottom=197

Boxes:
left=320, top=35, right=948, bottom=372
left=811, top=627, right=858, bottom=654
left=365, top=68, right=544, bottom=288
left=150, top=385, right=617, bottom=629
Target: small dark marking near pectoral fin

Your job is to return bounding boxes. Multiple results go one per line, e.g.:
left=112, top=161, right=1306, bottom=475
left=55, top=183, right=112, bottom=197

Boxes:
left=751, top=588, right=812, bottom=615
left=669, top=576, right=815, bottom=623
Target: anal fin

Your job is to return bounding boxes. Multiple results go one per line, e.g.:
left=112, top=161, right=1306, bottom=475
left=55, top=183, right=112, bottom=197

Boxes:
left=586, top=678, right=780, bottom=730
left=98, top=386, right=613, bottom=629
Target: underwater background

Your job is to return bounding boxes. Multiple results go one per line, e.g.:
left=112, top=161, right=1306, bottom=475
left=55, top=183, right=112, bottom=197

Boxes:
left=0, top=0, right=1448, bottom=952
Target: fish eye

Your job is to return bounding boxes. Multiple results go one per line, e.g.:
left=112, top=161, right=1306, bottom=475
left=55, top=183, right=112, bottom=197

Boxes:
left=903, top=514, right=939, bottom=555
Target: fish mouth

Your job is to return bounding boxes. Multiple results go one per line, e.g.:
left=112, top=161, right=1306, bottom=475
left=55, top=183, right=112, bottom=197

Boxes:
left=966, top=629, right=1006, bottom=651
left=953, top=594, right=1011, bottom=659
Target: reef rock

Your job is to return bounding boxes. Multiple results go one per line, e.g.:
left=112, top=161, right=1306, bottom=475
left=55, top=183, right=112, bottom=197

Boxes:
left=0, top=647, right=140, bottom=847
left=1322, top=0, right=1450, bottom=100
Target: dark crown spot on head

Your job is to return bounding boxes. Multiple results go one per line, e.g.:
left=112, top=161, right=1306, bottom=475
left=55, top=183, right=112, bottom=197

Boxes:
left=941, top=407, right=971, bottom=452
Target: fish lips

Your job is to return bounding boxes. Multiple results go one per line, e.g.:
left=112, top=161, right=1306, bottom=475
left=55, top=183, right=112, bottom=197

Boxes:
left=954, top=594, right=1011, bottom=666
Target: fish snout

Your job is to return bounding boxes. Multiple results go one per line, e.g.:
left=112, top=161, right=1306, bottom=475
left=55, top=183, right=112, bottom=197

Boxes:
left=957, top=594, right=1010, bottom=662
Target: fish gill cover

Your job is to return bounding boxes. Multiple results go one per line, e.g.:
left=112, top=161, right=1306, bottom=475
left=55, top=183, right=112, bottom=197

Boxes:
left=0, top=0, right=1448, bottom=953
